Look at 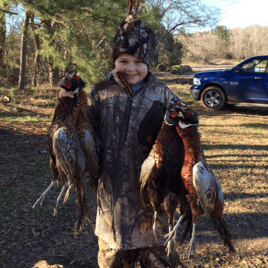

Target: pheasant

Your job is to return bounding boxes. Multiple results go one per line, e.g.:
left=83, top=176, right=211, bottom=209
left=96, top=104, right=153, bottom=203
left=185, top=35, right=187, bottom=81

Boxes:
left=140, top=102, right=198, bottom=257
left=165, top=102, right=235, bottom=258
left=33, top=73, right=98, bottom=236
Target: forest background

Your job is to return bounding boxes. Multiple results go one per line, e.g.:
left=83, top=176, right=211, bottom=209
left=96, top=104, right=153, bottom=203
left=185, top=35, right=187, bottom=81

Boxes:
left=0, top=0, right=268, bottom=91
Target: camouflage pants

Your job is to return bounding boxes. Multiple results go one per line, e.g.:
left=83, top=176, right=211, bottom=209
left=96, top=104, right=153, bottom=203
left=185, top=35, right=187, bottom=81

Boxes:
left=97, top=238, right=181, bottom=268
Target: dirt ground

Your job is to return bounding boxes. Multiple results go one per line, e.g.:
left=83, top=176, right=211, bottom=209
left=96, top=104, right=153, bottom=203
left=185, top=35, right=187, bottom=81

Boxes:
left=1, top=63, right=268, bottom=268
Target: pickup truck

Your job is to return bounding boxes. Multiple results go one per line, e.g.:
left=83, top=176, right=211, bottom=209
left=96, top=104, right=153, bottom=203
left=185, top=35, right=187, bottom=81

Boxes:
left=190, top=55, right=268, bottom=110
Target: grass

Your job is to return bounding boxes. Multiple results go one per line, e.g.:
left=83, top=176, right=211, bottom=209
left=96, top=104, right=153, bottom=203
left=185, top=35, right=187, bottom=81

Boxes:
left=0, top=70, right=268, bottom=267
left=0, top=114, right=52, bottom=123
left=158, top=72, right=268, bottom=267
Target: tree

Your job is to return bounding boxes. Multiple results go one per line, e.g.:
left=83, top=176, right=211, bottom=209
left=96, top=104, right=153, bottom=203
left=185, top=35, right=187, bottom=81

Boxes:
left=212, top=25, right=230, bottom=46
left=30, top=11, right=41, bottom=87
left=0, top=0, right=15, bottom=75
left=0, top=8, right=6, bottom=74
left=229, top=25, right=268, bottom=60
left=18, top=8, right=31, bottom=89
left=146, top=0, right=221, bottom=34
left=17, top=0, right=133, bottom=84
left=154, top=24, right=183, bottom=66
left=4, top=0, right=188, bottom=87
left=177, top=31, right=229, bottom=63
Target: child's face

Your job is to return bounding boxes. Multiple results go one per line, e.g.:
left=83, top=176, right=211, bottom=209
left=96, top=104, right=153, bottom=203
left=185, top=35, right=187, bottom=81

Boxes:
left=115, top=54, right=148, bottom=86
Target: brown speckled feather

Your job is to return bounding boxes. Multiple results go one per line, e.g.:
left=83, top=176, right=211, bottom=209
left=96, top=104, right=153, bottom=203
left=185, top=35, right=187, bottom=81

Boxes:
left=47, top=87, right=98, bottom=236
left=174, top=104, right=235, bottom=255
left=140, top=110, right=185, bottom=255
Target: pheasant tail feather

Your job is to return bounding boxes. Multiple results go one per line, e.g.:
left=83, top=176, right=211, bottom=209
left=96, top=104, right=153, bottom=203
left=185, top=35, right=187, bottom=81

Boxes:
left=74, top=166, right=91, bottom=236
left=213, top=217, right=236, bottom=253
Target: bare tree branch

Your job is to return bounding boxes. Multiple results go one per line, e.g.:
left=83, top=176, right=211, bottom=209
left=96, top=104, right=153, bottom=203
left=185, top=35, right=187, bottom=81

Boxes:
left=147, top=0, right=221, bottom=33
left=0, top=8, right=18, bottom=15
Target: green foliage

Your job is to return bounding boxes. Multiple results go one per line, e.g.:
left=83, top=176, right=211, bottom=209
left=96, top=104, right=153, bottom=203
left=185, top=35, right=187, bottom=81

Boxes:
left=139, top=4, right=162, bottom=31
left=0, top=5, right=6, bottom=73
left=2, top=0, right=179, bottom=86
left=0, top=0, right=11, bottom=6
left=2, top=29, right=20, bottom=82
left=154, top=25, right=183, bottom=67
left=9, top=87, right=20, bottom=103
left=212, top=25, right=230, bottom=46
left=11, top=0, right=127, bottom=84
left=18, top=0, right=161, bottom=84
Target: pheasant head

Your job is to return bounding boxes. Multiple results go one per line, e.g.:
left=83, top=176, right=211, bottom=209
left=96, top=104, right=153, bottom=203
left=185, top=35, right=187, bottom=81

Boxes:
left=58, top=73, right=85, bottom=95
left=165, top=101, right=199, bottom=128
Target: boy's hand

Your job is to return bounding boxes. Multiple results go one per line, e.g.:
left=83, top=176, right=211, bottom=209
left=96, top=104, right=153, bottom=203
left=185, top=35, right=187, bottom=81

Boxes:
left=59, top=88, right=75, bottom=99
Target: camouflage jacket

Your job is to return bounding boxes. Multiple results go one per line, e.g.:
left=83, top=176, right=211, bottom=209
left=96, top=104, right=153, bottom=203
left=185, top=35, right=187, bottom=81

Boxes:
left=88, top=70, right=182, bottom=249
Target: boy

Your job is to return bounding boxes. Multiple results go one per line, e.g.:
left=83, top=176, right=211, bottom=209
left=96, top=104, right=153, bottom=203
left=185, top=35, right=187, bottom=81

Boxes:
left=59, top=3, right=187, bottom=267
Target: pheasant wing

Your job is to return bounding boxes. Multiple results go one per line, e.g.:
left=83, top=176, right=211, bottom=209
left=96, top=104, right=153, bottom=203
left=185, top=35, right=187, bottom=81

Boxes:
left=140, top=156, right=156, bottom=207
left=53, top=126, right=92, bottom=235
left=80, top=129, right=98, bottom=178
left=53, top=127, right=80, bottom=183
left=193, top=161, right=219, bottom=216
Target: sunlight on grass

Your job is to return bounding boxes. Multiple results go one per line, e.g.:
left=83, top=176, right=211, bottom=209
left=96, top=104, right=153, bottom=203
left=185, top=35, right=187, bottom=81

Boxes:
left=0, top=114, right=51, bottom=123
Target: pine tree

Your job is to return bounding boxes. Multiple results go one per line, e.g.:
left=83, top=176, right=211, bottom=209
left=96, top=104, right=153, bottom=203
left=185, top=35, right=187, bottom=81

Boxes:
left=18, top=8, right=31, bottom=89
left=0, top=1, right=8, bottom=75
left=20, top=0, right=130, bottom=85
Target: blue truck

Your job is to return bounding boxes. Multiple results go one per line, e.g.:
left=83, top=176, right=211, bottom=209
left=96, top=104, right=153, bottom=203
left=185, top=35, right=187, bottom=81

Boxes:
left=190, top=55, right=268, bottom=110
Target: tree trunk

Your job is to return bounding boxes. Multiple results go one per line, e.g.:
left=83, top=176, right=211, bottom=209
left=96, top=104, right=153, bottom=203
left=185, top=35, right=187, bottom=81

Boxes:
left=42, top=20, right=60, bottom=87
left=18, top=9, right=31, bottom=89
left=0, top=9, right=6, bottom=74
left=47, top=54, right=60, bottom=87
left=30, top=12, right=41, bottom=87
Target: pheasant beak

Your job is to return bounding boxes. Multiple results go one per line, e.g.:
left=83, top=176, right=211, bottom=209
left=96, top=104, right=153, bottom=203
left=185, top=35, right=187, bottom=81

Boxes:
left=73, top=87, right=80, bottom=95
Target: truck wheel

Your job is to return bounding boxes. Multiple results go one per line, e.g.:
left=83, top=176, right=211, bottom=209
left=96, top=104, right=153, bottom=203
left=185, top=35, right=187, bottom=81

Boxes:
left=201, top=86, right=226, bottom=110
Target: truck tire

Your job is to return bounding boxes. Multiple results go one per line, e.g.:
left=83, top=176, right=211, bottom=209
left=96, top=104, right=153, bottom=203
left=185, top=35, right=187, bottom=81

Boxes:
left=201, top=86, right=226, bottom=110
